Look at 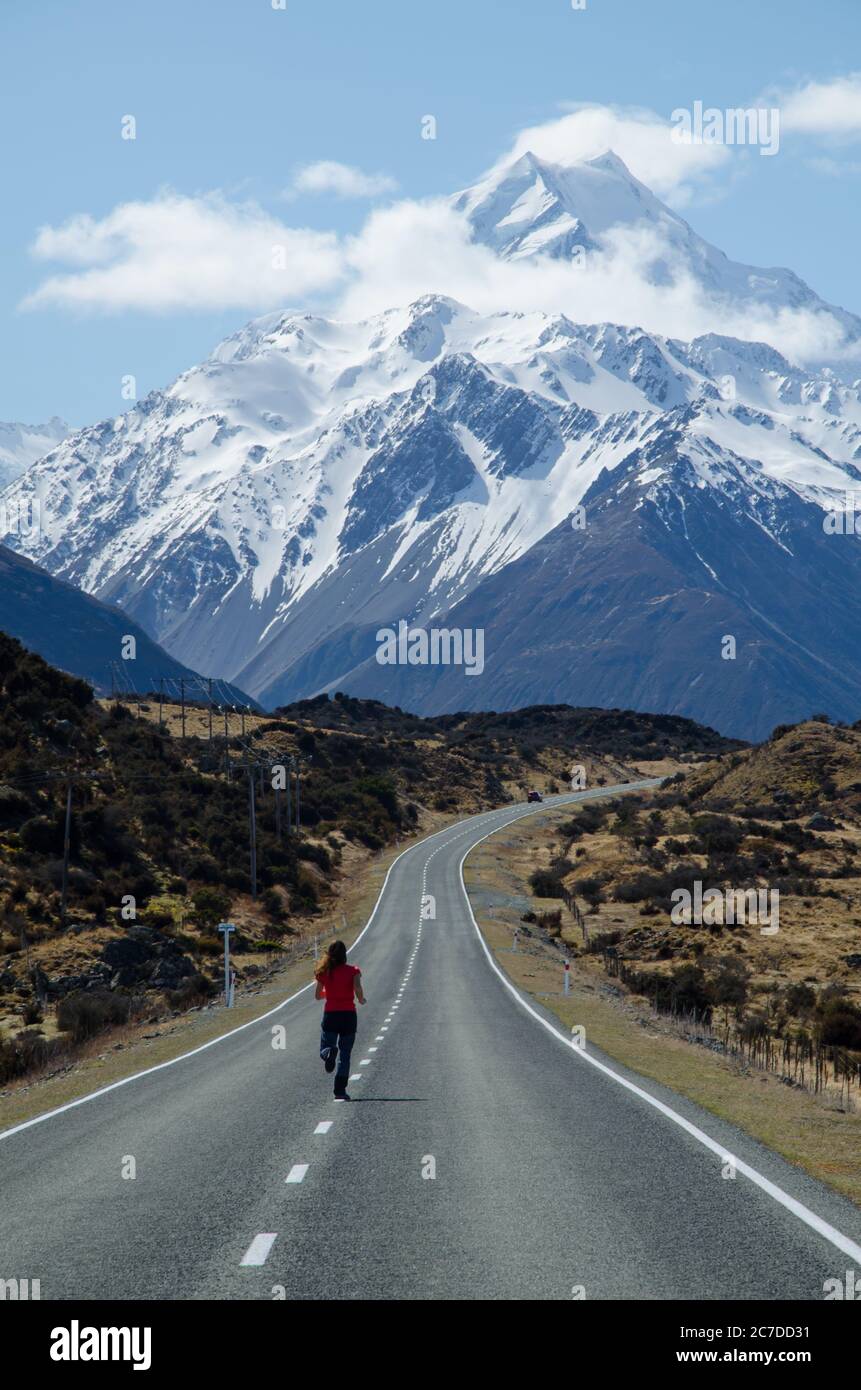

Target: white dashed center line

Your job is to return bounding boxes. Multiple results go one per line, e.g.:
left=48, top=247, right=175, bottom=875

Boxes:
left=285, top=1164, right=309, bottom=1184
left=241, top=1233, right=277, bottom=1266
left=314, top=1121, right=333, bottom=1135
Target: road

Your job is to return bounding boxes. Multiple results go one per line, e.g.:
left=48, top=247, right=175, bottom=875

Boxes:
left=2, top=782, right=860, bottom=1301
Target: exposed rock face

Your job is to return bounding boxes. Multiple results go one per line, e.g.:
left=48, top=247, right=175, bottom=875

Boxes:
left=41, top=928, right=200, bottom=999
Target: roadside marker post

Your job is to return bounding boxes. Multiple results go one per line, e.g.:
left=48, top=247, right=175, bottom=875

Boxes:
left=564, top=960, right=570, bottom=996
left=218, top=922, right=236, bottom=1007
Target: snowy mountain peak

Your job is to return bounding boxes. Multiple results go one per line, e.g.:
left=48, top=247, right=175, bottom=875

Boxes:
left=452, top=149, right=593, bottom=261
left=453, top=147, right=860, bottom=345
left=452, top=144, right=689, bottom=260
left=0, top=417, right=69, bottom=489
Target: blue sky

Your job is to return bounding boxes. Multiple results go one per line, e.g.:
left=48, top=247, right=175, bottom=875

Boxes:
left=3, top=0, right=861, bottom=425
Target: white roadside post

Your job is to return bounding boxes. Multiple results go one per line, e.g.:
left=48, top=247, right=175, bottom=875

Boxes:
left=218, top=922, right=236, bottom=1007
left=563, top=960, right=570, bottom=996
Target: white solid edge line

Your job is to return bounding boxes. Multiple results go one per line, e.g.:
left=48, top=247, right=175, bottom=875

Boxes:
left=457, top=803, right=861, bottom=1268
left=0, top=809, right=456, bottom=1144
left=0, top=783, right=646, bottom=1147
left=240, top=1233, right=277, bottom=1266
left=285, top=1164, right=309, bottom=1183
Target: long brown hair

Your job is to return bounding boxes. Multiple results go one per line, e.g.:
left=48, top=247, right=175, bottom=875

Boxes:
left=314, top=938, right=347, bottom=980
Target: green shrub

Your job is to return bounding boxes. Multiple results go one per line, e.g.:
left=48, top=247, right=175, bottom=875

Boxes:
left=192, top=886, right=233, bottom=929
left=19, top=816, right=61, bottom=854
left=576, top=876, right=605, bottom=907
left=261, top=887, right=286, bottom=921
left=784, top=982, right=816, bottom=1016
left=165, top=973, right=216, bottom=1009
left=817, top=997, right=861, bottom=1049
left=57, top=990, right=131, bottom=1043
left=0, top=1028, right=66, bottom=1084
left=528, top=868, right=566, bottom=898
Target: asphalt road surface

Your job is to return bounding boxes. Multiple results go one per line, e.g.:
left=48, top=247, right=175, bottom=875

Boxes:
left=2, top=783, right=860, bottom=1301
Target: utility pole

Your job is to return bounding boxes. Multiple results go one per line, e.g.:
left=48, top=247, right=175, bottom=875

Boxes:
left=248, top=765, right=257, bottom=900
left=158, top=677, right=164, bottom=730
left=60, top=779, right=73, bottom=926
left=179, top=677, right=186, bottom=739
left=208, top=678, right=213, bottom=742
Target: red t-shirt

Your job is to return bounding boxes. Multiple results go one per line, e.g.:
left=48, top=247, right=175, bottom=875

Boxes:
left=321, top=963, right=361, bottom=1013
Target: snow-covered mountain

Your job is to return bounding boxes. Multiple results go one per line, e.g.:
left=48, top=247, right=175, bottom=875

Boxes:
left=4, top=150, right=861, bottom=739
left=0, top=417, right=68, bottom=489
left=453, top=150, right=861, bottom=337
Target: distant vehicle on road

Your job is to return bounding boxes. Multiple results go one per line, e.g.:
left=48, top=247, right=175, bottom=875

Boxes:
left=527, top=790, right=543, bottom=803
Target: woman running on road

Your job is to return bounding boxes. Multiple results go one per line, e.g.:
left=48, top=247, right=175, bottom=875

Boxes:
left=315, top=940, right=365, bottom=1100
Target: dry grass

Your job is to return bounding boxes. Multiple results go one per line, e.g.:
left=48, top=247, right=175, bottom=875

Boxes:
left=685, top=719, right=861, bottom=804
left=97, top=696, right=269, bottom=744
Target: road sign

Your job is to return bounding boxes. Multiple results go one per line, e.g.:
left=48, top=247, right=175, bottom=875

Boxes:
left=218, top=922, right=236, bottom=1006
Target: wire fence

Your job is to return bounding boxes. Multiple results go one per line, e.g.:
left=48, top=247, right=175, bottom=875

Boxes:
left=599, top=949, right=861, bottom=1111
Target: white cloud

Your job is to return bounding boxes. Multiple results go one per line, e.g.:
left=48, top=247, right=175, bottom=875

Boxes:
left=20, top=106, right=859, bottom=367
left=779, top=74, right=861, bottom=136
left=337, top=198, right=852, bottom=365
left=24, top=191, right=344, bottom=312
left=290, top=160, right=398, bottom=199
left=493, top=103, right=733, bottom=205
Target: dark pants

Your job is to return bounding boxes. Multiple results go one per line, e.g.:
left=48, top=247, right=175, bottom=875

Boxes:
left=320, top=1010, right=357, bottom=1081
